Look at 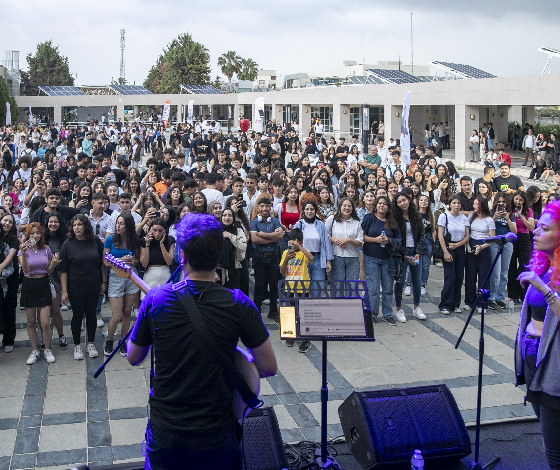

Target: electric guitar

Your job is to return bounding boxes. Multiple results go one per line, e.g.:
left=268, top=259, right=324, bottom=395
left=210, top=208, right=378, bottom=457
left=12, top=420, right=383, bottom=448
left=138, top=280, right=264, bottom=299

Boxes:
left=103, top=253, right=261, bottom=420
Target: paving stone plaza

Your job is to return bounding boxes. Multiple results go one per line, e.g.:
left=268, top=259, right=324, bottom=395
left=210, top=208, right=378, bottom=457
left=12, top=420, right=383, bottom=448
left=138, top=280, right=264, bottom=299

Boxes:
left=0, top=257, right=530, bottom=469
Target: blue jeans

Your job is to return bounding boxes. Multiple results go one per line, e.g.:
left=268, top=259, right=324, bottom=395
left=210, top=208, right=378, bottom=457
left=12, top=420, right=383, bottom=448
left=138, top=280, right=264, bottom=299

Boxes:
left=487, top=138, right=494, bottom=149
left=512, top=136, right=520, bottom=150
left=407, top=234, right=433, bottom=287
left=145, top=419, right=241, bottom=470
left=363, top=255, right=393, bottom=319
left=330, top=255, right=360, bottom=281
left=308, top=254, right=326, bottom=297
left=488, top=242, right=514, bottom=303
left=425, top=137, right=431, bottom=147
left=395, top=247, right=421, bottom=307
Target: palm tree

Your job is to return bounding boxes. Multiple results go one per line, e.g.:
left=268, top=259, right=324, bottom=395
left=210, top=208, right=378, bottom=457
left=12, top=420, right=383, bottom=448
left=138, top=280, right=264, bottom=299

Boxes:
left=217, top=51, right=241, bottom=92
left=239, top=58, right=259, bottom=81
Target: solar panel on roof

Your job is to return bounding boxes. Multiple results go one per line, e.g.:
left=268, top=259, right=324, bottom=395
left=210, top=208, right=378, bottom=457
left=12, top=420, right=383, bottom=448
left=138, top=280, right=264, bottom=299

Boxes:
left=365, top=69, right=422, bottom=84
left=38, top=86, right=85, bottom=96
left=180, top=84, right=223, bottom=94
left=108, top=85, right=152, bottom=95
left=432, top=61, right=495, bottom=79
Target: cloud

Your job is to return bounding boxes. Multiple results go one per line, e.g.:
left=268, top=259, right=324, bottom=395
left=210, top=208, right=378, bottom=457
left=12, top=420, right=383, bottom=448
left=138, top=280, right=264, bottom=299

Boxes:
left=1, top=0, right=558, bottom=90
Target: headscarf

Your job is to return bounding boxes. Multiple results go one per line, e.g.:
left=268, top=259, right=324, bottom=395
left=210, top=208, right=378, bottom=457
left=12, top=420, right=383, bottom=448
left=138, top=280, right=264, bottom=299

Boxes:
left=302, top=200, right=318, bottom=224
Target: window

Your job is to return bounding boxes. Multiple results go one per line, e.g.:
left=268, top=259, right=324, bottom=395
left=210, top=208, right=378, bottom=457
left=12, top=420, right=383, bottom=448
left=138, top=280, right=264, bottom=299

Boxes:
left=350, top=107, right=361, bottom=136
left=311, top=106, right=333, bottom=133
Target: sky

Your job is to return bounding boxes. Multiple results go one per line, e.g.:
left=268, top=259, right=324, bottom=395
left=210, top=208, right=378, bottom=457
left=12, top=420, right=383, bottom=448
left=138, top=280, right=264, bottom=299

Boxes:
left=3, top=0, right=560, bottom=88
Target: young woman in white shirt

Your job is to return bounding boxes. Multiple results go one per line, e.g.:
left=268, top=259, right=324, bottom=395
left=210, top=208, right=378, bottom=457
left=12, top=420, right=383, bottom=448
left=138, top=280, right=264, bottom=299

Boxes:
left=464, top=197, right=495, bottom=310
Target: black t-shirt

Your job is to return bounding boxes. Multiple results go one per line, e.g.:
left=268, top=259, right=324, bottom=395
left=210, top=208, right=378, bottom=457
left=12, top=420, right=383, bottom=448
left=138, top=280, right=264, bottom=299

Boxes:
left=336, top=145, right=349, bottom=156
left=58, top=237, right=104, bottom=294
left=458, top=192, right=475, bottom=212
left=31, top=205, right=78, bottom=226
left=130, top=281, right=269, bottom=432
left=493, top=175, right=523, bottom=193
left=362, top=214, right=401, bottom=259
left=140, top=236, right=175, bottom=267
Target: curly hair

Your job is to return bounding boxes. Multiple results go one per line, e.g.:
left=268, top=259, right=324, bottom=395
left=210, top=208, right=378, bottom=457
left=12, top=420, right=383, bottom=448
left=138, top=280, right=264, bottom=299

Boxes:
left=528, top=200, right=560, bottom=290
left=299, top=193, right=324, bottom=221
left=67, top=214, right=95, bottom=242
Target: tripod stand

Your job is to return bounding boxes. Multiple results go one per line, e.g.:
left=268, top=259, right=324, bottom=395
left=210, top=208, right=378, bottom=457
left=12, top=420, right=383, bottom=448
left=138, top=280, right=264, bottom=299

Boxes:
left=455, top=241, right=510, bottom=470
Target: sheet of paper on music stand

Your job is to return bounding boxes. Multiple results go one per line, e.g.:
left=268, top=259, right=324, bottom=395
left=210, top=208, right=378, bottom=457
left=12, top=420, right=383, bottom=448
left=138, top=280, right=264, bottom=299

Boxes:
left=280, top=306, right=296, bottom=338
left=299, top=298, right=366, bottom=337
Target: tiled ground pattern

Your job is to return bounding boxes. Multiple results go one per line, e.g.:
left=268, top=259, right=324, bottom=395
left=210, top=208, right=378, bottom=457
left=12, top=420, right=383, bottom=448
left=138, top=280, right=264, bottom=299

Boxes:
left=0, top=267, right=532, bottom=469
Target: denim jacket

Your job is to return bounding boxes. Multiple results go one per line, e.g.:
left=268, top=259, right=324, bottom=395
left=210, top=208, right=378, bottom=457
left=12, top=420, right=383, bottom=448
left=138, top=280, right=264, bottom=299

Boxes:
left=293, top=218, right=333, bottom=269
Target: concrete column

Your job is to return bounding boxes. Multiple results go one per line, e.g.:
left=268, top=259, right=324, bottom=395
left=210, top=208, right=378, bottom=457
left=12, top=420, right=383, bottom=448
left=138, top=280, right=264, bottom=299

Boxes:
left=508, top=105, right=522, bottom=125
left=53, top=105, right=62, bottom=126
left=271, top=104, right=278, bottom=124
left=332, top=104, right=350, bottom=140
left=300, top=104, right=311, bottom=136
left=455, top=104, right=479, bottom=163
left=117, top=102, right=125, bottom=122
left=383, top=104, right=402, bottom=143
left=525, top=106, right=535, bottom=125
left=495, top=106, right=509, bottom=147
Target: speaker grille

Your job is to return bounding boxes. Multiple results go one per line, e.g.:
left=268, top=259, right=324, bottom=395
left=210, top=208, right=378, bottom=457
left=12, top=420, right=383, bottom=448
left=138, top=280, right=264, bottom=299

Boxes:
left=241, top=408, right=289, bottom=470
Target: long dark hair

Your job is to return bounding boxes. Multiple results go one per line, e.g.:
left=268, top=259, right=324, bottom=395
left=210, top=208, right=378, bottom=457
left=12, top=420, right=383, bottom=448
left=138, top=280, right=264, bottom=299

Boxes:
left=67, top=214, right=95, bottom=242
left=0, top=212, right=17, bottom=244
left=225, top=196, right=250, bottom=232
left=393, top=192, right=423, bottom=237
left=372, top=196, right=398, bottom=231
left=526, top=185, right=543, bottom=219
left=512, top=190, right=529, bottom=217
left=112, top=213, right=139, bottom=250
left=149, top=217, right=172, bottom=249
left=492, top=192, right=512, bottom=214
left=44, top=211, right=67, bottom=243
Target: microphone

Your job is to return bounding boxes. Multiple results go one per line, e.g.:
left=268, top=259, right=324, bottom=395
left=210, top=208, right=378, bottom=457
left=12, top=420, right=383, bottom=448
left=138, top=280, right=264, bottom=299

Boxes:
left=482, top=232, right=518, bottom=245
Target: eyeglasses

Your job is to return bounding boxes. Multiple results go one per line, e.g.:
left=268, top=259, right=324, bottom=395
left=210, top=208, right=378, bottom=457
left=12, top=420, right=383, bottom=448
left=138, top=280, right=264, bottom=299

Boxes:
left=95, top=223, right=100, bottom=235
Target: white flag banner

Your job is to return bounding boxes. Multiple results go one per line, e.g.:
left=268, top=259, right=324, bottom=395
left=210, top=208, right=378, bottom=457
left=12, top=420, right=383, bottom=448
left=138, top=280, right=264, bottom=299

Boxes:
left=29, top=105, right=32, bottom=126
left=187, top=100, right=194, bottom=124
left=5, top=102, right=11, bottom=126
left=400, top=91, right=412, bottom=165
left=162, top=101, right=171, bottom=125
left=254, top=97, right=265, bottom=133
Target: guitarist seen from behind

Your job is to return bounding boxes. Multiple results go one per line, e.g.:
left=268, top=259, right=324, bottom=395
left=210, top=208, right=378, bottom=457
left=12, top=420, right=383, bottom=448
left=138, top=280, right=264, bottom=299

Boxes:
left=127, top=212, right=277, bottom=470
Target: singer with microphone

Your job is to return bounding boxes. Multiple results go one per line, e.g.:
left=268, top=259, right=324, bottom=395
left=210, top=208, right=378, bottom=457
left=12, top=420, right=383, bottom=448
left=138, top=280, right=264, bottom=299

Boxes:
left=464, top=197, right=495, bottom=311
left=488, top=194, right=518, bottom=309
left=514, top=200, right=560, bottom=470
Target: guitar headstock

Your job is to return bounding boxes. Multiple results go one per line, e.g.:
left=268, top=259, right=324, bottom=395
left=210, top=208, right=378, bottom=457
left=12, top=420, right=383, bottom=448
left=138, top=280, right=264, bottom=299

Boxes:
left=104, top=253, right=132, bottom=279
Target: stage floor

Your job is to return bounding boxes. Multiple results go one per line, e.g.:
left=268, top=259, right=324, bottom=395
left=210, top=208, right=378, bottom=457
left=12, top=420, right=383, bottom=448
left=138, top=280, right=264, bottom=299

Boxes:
left=0, top=264, right=536, bottom=469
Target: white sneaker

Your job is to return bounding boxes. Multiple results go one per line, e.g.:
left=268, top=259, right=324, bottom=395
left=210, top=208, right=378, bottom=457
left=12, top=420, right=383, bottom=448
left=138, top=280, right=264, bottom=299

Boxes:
left=263, top=299, right=270, bottom=305
left=4, top=345, right=13, bottom=353
left=74, top=345, right=84, bottom=360
left=97, top=317, right=104, bottom=328
left=435, top=261, right=443, bottom=268
left=60, top=304, right=69, bottom=311
left=86, top=344, right=99, bottom=358
left=395, top=309, right=406, bottom=323
left=413, top=307, right=426, bottom=320
left=26, top=350, right=40, bottom=365
left=404, top=286, right=411, bottom=296
left=421, top=286, right=426, bottom=296
left=44, top=349, right=56, bottom=364
left=250, top=270, right=254, bottom=276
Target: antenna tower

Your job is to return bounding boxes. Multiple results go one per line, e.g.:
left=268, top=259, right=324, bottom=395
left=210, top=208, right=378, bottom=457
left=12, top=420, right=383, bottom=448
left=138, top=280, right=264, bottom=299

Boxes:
left=120, top=29, right=125, bottom=82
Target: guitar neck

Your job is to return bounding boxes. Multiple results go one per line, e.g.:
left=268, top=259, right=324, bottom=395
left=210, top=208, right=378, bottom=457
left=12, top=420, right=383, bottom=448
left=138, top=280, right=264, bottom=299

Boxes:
left=125, top=270, right=150, bottom=295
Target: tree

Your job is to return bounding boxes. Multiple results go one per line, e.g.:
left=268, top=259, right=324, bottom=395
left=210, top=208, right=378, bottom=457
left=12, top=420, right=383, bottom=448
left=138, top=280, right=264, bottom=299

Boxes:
left=144, top=33, right=211, bottom=94
left=111, top=77, right=127, bottom=86
left=238, top=58, right=259, bottom=81
left=0, top=77, right=17, bottom=124
left=211, top=75, right=228, bottom=93
left=20, top=41, right=74, bottom=96
left=217, top=51, right=241, bottom=91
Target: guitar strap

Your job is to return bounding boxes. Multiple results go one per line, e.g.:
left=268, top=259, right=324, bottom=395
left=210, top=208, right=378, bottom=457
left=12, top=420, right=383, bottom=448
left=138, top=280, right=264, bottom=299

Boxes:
left=173, top=283, right=261, bottom=411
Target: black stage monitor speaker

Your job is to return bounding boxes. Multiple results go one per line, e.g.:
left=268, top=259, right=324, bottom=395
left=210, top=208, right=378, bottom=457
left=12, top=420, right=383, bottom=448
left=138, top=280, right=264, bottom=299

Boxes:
left=338, top=384, right=471, bottom=469
left=241, top=407, right=289, bottom=470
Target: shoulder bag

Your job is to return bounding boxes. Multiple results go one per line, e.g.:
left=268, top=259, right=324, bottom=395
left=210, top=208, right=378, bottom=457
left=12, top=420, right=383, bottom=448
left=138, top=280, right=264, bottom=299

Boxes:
left=432, top=213, right=451, bottom=259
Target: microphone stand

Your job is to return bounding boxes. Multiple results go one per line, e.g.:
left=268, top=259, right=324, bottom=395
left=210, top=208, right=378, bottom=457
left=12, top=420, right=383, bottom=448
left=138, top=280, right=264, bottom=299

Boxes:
left=455, top=240, right=507, bottom=470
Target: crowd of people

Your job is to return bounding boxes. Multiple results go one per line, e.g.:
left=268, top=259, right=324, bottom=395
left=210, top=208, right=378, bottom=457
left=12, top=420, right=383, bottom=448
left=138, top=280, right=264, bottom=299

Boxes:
left=0, top=116, right=559, bottom=360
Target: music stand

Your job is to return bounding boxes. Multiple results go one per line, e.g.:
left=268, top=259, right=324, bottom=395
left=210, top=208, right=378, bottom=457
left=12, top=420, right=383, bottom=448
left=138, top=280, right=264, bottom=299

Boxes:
left=278, top=280, right=375, bottom=469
